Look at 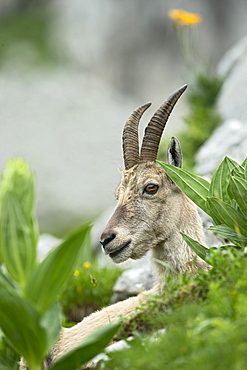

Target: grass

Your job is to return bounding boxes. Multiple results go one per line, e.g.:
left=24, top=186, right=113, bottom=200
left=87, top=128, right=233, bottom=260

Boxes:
left=103, top=248, right=247, bottom=369
left=59, top=263, right=123, bottom=325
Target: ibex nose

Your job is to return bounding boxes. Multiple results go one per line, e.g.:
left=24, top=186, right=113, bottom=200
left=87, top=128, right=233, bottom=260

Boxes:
left=100, top=233, right=116, bottom=249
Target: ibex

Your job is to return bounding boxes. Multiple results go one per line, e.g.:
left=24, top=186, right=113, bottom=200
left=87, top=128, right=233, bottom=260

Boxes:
left=20, top=85, right=209, bottom=369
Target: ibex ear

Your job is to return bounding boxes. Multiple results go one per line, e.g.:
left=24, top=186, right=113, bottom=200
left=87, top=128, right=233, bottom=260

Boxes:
left=167, top=137, right=182, bottom=168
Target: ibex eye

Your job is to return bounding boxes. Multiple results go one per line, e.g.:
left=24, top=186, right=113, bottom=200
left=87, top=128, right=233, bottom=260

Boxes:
left=143, top=183, right=159, bottom=195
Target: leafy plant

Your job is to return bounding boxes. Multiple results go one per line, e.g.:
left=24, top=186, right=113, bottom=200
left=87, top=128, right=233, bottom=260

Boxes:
left=0, top=159, right=120, bottom=370
left=104, top=247, right=247, bottom=370
left=60, top=263, right=123, bottom=324
left=158, top=156, right=247, bottom=260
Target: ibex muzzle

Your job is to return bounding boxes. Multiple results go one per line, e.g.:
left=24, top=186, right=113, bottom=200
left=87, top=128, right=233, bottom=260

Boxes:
left=100, top=85, right=187, bottom=263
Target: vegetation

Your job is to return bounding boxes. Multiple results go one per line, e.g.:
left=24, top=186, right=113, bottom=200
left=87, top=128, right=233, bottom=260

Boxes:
left=60, top=262, right=123, bottom=324
left=0, top=159, right=120, bottom=370
left=0, top=5, right=58, bottom=67
left=160, top=156, right=247, bottom=255
left=105, top=248, right=247, bottom=370
left=102, top=156, right=247, bottom=369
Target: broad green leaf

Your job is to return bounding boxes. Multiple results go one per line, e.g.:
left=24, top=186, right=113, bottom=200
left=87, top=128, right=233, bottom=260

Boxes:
left=0, top=269, right=17, bottom=291
left=75, top=227, right=94, bottom=268
left=0, top=194, right=37, bottom=288
left=51, top=322, right=121, bottom=370
left=40, top=302, right=61, bottom=351
left=227, top=176, right=247, bottom=214
left=0, top=159, right=35, bottom=216
left=0, top=365, right=14, bottom=370
left=241, top=157, right=247, bottom=179
left=206, top=197, right=247, bottom=238
left=180, top=232, right=208, bottom=261
left=208, top=224, right=247, bottom=245
left=0, top=283, right=47, bottom=369
left=209, top=157, right=241, bottom=202
left=25, top=223, right=91, bottom=313
left=231, top=166, right=245, bottom=179
left=157, top=161, right=210, bottom=213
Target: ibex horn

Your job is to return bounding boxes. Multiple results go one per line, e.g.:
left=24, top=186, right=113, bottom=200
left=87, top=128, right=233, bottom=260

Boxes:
left=140, top=84, right=187, bottom=162
left=123, top=102, right=151, bottom=170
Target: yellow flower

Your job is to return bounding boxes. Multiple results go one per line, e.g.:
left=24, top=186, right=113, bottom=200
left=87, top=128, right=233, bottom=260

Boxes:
left=168, top=9, right=202, bottom=27
left=74, top=270, right=80, bottom=277
left=83, top=261, right=92, bottom=269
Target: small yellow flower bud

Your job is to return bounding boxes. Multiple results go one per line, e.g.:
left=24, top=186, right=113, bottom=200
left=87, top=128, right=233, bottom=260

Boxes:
left=83, top=261, right=92, bottom=269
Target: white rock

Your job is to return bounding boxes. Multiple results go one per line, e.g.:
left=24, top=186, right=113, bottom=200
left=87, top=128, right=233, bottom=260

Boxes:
left=195, top=119, right=247, bottom=177
left=111, top=254, right=154, bottom=303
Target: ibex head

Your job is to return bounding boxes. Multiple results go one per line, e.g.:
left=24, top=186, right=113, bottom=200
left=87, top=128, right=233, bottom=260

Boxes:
left=100, top=85, right=188, bottom=263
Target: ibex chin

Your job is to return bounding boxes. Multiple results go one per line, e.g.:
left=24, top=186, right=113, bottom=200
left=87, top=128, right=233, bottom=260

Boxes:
left=20, top=85, right=209, bottom=369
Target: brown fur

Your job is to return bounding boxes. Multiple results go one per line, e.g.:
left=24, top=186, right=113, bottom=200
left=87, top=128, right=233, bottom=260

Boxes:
left=20, top=90, right=209, bottom=369
left=53, top=162, right=208, bottom=364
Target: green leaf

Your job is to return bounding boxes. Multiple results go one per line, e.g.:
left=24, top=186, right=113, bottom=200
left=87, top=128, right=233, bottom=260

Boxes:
left=209, top=157, right=241, bottom=202
left=0, top=194, right=37, bottom=288
left=153, top=259, right=179, bottom=275
left=40, top=302, right=61, bottom=351
left=180, top=233, right=208, bottom=261
left=227, top=176, right=247, bottom=214
left=208, top=225, right=247, bottom=245
left=0, top=269, right=17, bottom=291
left=231, top=166, right=245, bottom=179
left=25, top=223, right=91, bottom=313
left=157, top=161, right=210, bottom=213
left=51, top=322, right=121, bottom=370
left=241, top=157, right=247, bottom=179
left=206, top=197, right=247, bottom=238
left=0, top=159, right=35, bottom=216
left=0, top=283, right=47, bottom=369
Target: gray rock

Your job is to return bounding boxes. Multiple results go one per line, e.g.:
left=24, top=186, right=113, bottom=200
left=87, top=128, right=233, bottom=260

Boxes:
left=217, top=35, right=247, bottom=78
left=195, top=119, right=247, bottom=177
left=217, top=59, right=247, bottom=124
left=111, top=254, right=154, bottom=303
left=196, top=35, right=247, bottom=179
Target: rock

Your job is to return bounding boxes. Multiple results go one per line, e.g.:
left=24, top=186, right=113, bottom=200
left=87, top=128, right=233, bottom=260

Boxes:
left=217, top=35, right=247, bottom=78
left=196, top=35, right=247, bottom=177
left=90, top=337, right=133, bottom=368
left=217, top=38, right=247, bottom=124
left=195, top=119, right=247, bottom=177
left=111, top=254, right=154, bottom=303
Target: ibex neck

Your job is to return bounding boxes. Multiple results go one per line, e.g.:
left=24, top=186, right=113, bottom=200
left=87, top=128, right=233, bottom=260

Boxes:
left=151, top=195, right=207, bottom=285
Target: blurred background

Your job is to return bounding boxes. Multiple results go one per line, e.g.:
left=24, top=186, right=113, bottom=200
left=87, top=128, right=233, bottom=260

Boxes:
left=0, top=0, right=247, bottom=235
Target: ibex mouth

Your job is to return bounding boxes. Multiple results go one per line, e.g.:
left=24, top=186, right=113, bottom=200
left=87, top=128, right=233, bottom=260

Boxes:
left=108, top=240, right=131, bottom=259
